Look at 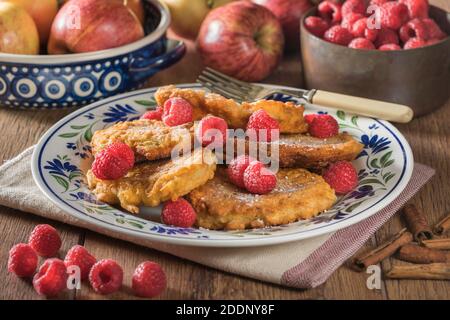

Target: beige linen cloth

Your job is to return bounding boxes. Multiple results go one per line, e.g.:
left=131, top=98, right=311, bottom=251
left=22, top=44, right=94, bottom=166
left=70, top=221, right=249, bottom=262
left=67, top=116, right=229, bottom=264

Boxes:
left=0, top=147, right=434, bottom=288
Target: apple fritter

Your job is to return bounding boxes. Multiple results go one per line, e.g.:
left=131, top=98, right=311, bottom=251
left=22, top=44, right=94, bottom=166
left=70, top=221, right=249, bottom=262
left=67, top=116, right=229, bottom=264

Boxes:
left=86, top=148, right=217, bottom=214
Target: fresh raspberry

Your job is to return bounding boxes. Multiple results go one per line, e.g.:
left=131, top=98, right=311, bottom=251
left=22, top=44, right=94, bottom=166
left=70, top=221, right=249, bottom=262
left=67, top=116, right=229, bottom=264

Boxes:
left=379, top=2, right=409, bottom=30
left=324, top=25, right=354, bottom=45
left=341, top=0, right=365, bottom=17
left=28, top=224, right=62, bottom=257
left=92, top=142, right=134, bottom=180
left=304, top=114, right=319, bottom=125
left=246, top=109, right=280, bottom=142
left=318, top=1, right=342, bottom=24
left=89, top=259, right=123, bottom=295
left=351, top=18, right=379, bottom=42
left=243, top=161, right=277, bottom=195
left=196, top=115, right=228, bottom=147
left=369, top=0, right=389, bottom=6
left=349, top=37, right=376, bottom=49
left=341, top=13, right=364, bottom=30
left=403, top=37, right=427, bottom=49
left=162, top=97, right=193, bottom=126
left=399, top=18, right=429, bottom=43
left=378, top=43, right=402, bottom=50
left=161, top=198, right=197, bottom=228
left=399, top=0, right=429, bottom=19
left=64, top=245, right=97, bottom=281
left=227, top=155, right=255, bottom=189
left=304, top=16, right=329, bottom=38
left=8, top=243, right=38, bottom=277
left=422, top=18, right=447, bottom=40
left=323, top=161, right=358, bottom=194
left=308, top=114, right=339, bottom=138
left=141, top=107, right=163, bottom=121
left=132, top=261, right=167, bottom=298
left=374, top=27, right=400, bottom=47
left=33, top=258, right=68, bottom=297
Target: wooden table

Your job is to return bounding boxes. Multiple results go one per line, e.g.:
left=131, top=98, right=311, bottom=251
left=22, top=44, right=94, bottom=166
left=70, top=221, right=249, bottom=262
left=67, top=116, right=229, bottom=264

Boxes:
left=1, top=1, right=449, bottom=300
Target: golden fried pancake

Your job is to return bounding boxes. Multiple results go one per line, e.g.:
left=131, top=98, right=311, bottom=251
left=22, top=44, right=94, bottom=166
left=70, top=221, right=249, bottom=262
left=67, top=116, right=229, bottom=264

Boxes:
left=229, top=132, right=364, bottom=169
left=155, top=85, right=308, bottom=134
left=86, top=149, right=217, bottom=214
left=187, top=168, right=336, bottom=230
left=90, top=119, right=193, bottom=162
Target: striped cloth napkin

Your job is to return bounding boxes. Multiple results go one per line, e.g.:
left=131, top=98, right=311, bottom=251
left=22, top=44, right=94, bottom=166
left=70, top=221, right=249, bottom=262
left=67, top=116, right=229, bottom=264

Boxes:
left=0, top=147, right=434, bottom=288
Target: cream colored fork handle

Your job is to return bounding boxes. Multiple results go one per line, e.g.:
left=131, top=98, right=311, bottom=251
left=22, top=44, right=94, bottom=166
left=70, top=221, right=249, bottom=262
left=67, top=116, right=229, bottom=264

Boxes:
left=311, top=90, right=414, bottom=123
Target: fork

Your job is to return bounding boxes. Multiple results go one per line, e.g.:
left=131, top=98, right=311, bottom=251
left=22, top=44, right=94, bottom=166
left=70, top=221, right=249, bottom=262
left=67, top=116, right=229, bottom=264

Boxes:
left=197, top=67, right=414, bottom=123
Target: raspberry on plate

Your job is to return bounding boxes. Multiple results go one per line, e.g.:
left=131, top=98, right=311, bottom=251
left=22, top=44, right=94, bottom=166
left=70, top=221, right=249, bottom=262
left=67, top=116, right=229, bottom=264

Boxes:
left=379, top=2, right=409, bottom=30
left=8, top=243, right=38, bottom=277
left=324, top=25, right=354, bottom=46
left=341, top=12, right=364, bottom=30
left=132, top=261, right=167, bottom=298
left=341, top=0, right=366, bottom=17
left=33, top=258, right=68, bottom=297
left=161, top=198, right=197, bottom=228
left=304, top=16, right=329, bottom=38
left=318, top=1, right=343, bottom=24
left=91, top=142, right=135, bottom=180
left=28, top=224, right=61, bottom=257
left=422, top=18, right=447, bottom=40
left=196, top=115, right=228, bottom=147
left=351, top=18, right=378, bottom=42
left=243, top=161, right=277, bottom=195
left=399, top=18, right=429, bottom=43
left=141, top=107, right=163, bottom=121
left=323, top=161, right=358, bottom=194
left=64, top=245, right=97, bottom=281
left=399, top=0, right=429, bottom=19
left=404, top=37, right=427, bottom=49
left=246, top=109, right=280, bottom=142
left=304, top=114, right=319, bottom=125
left=374, top=27, right=400, bottom=47
left=378, top=43, right=402, bottom=50
left=89, top=259, right=123, bottom=295
left=162, top=97, right=193, bottom=126
left=308, top=114, right=339, bottom=138
left=349, top=37, right=376, bottom=50
left=227, top=155, right=255, bottom=189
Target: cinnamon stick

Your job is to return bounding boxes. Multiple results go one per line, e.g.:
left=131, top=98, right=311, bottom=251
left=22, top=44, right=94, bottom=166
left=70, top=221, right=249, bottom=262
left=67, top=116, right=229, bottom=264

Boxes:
left=402, top=204, right=433, bottom=242
left=433, top=213, right=450, bottom=235
left=422, top=238, right=450, bottom=250
left=386, top=263, right=450, bottom=280
left=397, top=244, right=450, bottom=264
left=351, top=228, right=413, bottom=272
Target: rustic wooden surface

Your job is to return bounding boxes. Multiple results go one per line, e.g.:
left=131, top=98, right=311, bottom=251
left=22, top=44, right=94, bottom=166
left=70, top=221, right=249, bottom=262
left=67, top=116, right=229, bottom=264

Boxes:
left=0, top=0, right=449, bottom=300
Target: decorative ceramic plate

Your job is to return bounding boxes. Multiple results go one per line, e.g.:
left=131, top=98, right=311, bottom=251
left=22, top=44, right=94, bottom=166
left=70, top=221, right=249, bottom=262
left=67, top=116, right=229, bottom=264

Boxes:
left=32, top=84, right=413, bottom=247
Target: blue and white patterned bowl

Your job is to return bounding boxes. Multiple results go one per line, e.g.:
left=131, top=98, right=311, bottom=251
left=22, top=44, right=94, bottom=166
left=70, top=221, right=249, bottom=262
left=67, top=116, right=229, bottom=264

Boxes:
left=0, top=0, right=185, bottom=109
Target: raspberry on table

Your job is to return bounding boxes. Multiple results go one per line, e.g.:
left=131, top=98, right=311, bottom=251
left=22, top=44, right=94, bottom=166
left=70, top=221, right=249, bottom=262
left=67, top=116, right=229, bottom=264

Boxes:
left=308, top=114, right=339, bottom=138
left=161, top=198, right=197, bottom=228
left=89, top=259, right=123, bottom=295
left=195, top=115, right=228, bottom=147
left=8, top=243, right=38, bottom=277
left=422, top=18, right=447, bottom=40
left=324, top=25, right=354, bottom=45
left=141, top=107, right=163, bottom=121
left=349, top=37, right=375, bottom=50
left=323, top=161, right=358, bottom=194
left=374, top=27, right=400, bottom=47
left=380, top=2, right=409, bottom=30
left=28, top=224, right=62, bottom=257
left=132, top=261, right=167, bottom=298
left=341, top=0, right=366, bottom=17
left=64, top=245, right=97, bottom=281
left=246, top=109, right=280, bottom=142
left=243, top=161, right=277, bottom=195
left=341, top=13, right=364, bottom=30
left=378, top=43, right=402, bottom=50
left=33, top=258, right=68, bottom=297
left=399, top=0, right=429, bottom=19
left=304, top=16, right=329, bottom=38
left=227, top=155, right=255, bottom=189
left=399, top=18, right=429, bottom=43
left=162, top=97, right=193, bottom=126
left=318, top=1, right=343, bottom=24
left=91, top=142, right=135, bottom=180
left=404, top=37, right=427, bottom=49
left=351, top=18, right=378, bottom=42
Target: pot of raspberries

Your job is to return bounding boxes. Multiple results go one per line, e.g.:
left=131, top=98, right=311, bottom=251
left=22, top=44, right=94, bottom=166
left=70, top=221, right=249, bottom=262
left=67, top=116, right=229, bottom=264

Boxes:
left=300, top=0, right=450, bottom=117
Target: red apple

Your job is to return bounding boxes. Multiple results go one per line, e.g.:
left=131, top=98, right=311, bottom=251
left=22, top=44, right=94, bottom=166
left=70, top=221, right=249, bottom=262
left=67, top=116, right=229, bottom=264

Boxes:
left=47, top=0, right=144, bottom=54
left=252, top=0, right=313, bottom=51
left=197, top=1, right=284, bottom=82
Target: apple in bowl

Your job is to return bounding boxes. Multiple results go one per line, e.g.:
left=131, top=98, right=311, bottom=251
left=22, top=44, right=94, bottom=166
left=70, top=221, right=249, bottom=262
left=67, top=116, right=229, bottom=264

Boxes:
left=197, top=1, right=284, bottom=82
